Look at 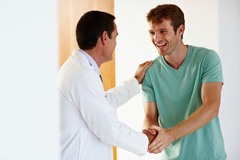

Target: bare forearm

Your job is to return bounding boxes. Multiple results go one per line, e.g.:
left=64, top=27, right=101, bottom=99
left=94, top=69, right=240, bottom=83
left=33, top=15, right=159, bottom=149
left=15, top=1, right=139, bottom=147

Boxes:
left=169, top=103, right=219, bottom=141
left=143, top=117, right=159, bottom=130
left=148, top=83, right=222, bottom=154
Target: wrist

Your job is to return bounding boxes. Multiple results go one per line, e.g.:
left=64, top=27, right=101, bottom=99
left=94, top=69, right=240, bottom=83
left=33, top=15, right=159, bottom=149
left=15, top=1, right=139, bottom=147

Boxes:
left=168, top=127, right=178, bottom=142
left=142, top=129, right=149, bottom=136
left=142, top=129, right=150, bottom=143
left=142, top=129, right=156, bottom=145
left=134, top=75, right=141, bottom=84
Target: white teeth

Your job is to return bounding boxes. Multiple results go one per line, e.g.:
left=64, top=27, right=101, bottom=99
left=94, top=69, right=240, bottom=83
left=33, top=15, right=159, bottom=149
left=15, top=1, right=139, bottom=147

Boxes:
left=156, top=43, right=166, bottom=47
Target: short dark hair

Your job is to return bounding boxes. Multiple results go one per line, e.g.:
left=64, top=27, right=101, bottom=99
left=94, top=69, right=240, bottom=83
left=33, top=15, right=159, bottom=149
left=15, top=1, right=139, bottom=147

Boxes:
left=147, top=4, right=185, bottom=39
left=76, top=11, right=115, bottom=50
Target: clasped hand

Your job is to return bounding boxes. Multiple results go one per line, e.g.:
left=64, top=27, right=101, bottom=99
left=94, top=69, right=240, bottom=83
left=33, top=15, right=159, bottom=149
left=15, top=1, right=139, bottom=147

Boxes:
left=143, top=125, right=174, bottom=154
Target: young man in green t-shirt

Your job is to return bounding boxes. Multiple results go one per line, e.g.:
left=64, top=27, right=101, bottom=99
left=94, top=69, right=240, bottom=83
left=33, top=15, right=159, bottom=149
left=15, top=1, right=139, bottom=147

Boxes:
left=142, top=4, right=227, bottom=160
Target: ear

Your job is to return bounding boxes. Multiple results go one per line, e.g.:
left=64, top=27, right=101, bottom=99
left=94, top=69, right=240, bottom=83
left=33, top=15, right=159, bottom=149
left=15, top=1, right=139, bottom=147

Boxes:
left=100, top=31, right=108, bottom=46
left=177, top=24, right=184, bottom=38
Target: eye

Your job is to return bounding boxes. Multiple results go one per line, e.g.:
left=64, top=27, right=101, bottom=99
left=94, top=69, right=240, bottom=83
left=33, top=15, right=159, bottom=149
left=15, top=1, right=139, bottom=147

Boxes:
left=161, top=30, right=167, bottom=33
left=149, top=31, right=155, bottom=35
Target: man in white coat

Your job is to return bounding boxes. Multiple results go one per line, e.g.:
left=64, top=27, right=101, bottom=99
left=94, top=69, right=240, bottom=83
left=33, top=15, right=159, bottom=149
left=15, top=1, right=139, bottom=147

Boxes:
left=58, top=11, right=154, bottom=160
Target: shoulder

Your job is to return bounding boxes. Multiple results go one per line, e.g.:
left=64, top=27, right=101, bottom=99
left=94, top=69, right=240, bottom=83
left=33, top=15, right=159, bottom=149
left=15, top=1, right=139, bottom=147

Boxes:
left=189, top=45, right=215, bottom=54
left=188, top=45, right=219, bottom=61
left=145, top=56, right=161, bottom=73
left=59, top=58, right=90, bottom=81
left=142, top=56, right=161, bottom=85
left=58, top=57, right=99, bottom=91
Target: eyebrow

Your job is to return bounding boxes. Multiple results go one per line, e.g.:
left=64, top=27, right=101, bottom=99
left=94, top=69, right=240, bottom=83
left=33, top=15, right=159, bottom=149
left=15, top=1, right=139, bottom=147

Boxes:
left=149, top=28, right=167, bottom=32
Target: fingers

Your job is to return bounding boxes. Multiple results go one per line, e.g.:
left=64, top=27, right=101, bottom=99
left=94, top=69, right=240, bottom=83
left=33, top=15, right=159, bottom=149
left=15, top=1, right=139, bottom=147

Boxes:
left=148, top=129, right=157, bottom=135
left=147, top=126, right=173, bottom=154
left=149, top=144, right=164, bottom=154
left=147, top=125, right=163, bottom=153
left=148, top=125, right=161, bottom=131
left=148, top=125, right=160, bottom=135
left=148, top=133, right=161, bottom=149
left=142, top=129, right=157, bottom=145
left=148, top=134, right=164, bottom=153
left=145, top=60, right=153, bottom=67
left=140, top=61, right=149, bottom=66
left=142, top=60, right=153, bottom=71
left=134, top=60, right=153, bottom=84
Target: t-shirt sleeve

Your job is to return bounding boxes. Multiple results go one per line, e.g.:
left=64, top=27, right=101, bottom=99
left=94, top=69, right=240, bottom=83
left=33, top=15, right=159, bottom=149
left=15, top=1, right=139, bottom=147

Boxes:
left=201, top=50, right=224, bottom=84
left=141, top=70, right=156, bottom=102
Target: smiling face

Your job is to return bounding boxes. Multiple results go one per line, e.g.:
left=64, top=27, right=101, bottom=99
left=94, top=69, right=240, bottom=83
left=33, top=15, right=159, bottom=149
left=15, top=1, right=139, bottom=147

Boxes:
left=149, top=19, right=182, bottom=56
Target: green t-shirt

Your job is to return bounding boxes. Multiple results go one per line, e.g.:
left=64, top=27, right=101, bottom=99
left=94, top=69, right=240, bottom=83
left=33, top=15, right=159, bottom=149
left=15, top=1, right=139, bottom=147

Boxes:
left=142, top=45, right=227, bottom=160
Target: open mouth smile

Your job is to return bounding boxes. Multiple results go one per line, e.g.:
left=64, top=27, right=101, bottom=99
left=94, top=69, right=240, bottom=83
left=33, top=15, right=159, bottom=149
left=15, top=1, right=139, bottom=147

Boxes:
left=156, top=42, right=167, bottom=50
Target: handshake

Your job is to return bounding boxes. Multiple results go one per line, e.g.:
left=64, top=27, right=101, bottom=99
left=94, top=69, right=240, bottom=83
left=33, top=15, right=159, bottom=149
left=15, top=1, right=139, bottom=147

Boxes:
left=142, top=125, right=174, bottom=154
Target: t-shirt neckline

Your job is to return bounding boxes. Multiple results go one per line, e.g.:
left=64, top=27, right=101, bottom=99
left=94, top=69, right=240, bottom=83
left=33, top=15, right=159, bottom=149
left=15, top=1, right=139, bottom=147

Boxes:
left=160, top=45, right=191, bottom=73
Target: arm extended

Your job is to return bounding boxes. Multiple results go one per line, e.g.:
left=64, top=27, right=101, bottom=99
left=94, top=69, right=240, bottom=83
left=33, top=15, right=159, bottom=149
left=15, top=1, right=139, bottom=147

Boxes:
left=147, top=82, right=222, bottom=153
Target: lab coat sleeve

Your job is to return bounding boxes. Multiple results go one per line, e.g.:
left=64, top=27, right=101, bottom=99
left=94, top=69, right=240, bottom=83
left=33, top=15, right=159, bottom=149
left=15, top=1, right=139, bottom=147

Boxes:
left=104, top=77, right=140, bottom=109
left=72, top=72, right=148, bottom=156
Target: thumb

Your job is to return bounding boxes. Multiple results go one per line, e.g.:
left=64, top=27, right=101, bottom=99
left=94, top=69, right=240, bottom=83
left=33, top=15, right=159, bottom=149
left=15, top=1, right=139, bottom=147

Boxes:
left=148, top=125, right=161, bottom=131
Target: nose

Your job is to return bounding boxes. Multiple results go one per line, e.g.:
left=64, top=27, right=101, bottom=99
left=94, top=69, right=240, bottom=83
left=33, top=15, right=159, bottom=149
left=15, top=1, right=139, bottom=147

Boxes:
left=153, top=32, right=162, bottom=43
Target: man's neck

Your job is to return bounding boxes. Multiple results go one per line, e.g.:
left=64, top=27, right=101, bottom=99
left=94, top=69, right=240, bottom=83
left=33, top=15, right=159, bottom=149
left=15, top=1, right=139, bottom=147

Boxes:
left=164, top=43, right=188, bottom=70
left=83, top=49, right=102, bottom=68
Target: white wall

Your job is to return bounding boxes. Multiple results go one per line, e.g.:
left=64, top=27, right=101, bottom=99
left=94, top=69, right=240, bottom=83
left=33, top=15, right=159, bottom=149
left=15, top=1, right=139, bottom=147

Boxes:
left=115, top=0, right=219, bottom=159
left=219, top=0, right=240, bottom=159
left=0, top=1, right=59, bottom=160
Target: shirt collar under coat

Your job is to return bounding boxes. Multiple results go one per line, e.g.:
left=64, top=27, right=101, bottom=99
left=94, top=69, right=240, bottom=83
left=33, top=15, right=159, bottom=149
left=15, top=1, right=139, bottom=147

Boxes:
left=78, top=48, right=100, bottom=75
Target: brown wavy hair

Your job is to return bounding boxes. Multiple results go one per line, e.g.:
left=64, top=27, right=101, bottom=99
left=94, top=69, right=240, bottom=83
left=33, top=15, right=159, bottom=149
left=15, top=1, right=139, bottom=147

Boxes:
left=147, top=4, right=185, bottom=39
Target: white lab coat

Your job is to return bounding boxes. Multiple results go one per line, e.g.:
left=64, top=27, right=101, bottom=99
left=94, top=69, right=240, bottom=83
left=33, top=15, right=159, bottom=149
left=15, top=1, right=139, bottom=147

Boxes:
left=58, top=49, right=148, bottom=160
